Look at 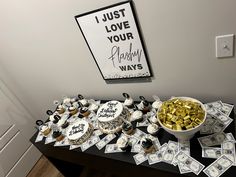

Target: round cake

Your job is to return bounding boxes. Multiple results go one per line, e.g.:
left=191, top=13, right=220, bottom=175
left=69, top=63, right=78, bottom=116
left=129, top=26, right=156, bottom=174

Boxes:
left=66, top=120, right=93, bottom=145
left=97, top=100, right=130, bottom=134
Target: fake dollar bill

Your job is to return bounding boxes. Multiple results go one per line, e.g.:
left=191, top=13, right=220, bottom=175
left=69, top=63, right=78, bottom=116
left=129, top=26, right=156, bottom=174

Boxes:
left=202, top=147, right=222, bottom=159
left=198, top=132, right=226, bottom=147
left=96, top=134, right=116, bottom=150
left=175, top=151, right=205, bottom=175
left=203, top=155, right=233, bottom=177
left=221, top=141, right=236, bottom=165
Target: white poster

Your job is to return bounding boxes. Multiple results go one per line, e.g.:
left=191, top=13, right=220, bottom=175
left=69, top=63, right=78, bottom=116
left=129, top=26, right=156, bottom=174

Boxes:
left=75, top=1, right=152, bottom=80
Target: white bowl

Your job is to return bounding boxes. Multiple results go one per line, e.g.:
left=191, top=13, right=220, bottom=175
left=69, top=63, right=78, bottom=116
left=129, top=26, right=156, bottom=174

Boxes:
left=157, top=97, right=206, bottom=140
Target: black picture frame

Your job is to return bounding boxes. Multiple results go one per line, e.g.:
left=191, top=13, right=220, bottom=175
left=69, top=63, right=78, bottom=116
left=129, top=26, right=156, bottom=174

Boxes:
left=75, top=0, right=152, bottom=80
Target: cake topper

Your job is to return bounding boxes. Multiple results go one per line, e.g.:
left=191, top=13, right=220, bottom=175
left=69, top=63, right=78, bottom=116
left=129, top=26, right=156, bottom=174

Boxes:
left=46, top=110, right=53, bottom=116
left=133, top=104, right=138, bottom=111
left=35, top=120, right=44, bottom=130
left=36, top=120, right=44, bottom=126
left=139, top=96, right=146, bottom=101
left=122, top=93, right=130, bottom=98
left=53, top=115, right=61, bottom=124
left=78, top=94, right=84, bottom=100
left=78, top=102, right=83, bottom=108
left=143, top=100, right=149, bottom=106
left=152, top=95, right=161, bottom=101
left=53, top=100, right=60, bottom=106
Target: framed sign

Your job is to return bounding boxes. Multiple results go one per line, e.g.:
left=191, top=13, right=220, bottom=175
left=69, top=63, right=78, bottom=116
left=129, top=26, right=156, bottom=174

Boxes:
left=75, top=0, right=152, bottom=80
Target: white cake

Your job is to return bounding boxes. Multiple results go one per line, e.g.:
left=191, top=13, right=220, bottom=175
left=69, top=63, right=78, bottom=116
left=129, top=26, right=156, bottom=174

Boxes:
left=66, top=120, right=93, bottom=145
left=97, top=101, right=129, bottom=134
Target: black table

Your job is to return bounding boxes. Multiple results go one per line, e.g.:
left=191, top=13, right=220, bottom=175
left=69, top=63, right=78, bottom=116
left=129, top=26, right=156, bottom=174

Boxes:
left=30, top=108, right=236, bottom=177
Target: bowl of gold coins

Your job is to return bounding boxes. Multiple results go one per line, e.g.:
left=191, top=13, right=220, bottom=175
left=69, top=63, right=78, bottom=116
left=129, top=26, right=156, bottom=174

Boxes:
left=157, top=97, right=206, bottom=140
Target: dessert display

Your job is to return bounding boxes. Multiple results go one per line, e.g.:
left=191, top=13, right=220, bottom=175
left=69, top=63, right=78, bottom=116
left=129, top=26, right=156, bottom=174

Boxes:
left=116, top=135, right=129, bottom=151
left=122, top=93, right=134, bottom=108
left=141, top=138, right=155, bottom=153
left=66, top=120, right=93, bottom=145
left=157, top=97, right=206, bottom=131
left=122, top=122, right=134, bottom=135
left=147, top=123, right=159, bottom=135
left=97, top=100, right=130, bottom=134
left=35, top=95, right=235, bottom=177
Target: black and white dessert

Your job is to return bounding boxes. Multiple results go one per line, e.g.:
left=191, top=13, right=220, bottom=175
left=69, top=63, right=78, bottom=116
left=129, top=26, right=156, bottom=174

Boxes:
left=78, top=94, right=89, bottom=107
left=97, top=101, right=130, bottom=134
left=130, top=105, right=143, bottom=122
left=122, top=122, right=134, bottom=135
left=116, top=135, right=129, bottom=151
left=138, top=96, right=150, bottom=114
left=147, top=124, right=159, bottom=135
left=141, top=138, right=155, bottom=153
left=66, top=120, right=93, bottom=145
left=122, top=93, right=134, bottom=108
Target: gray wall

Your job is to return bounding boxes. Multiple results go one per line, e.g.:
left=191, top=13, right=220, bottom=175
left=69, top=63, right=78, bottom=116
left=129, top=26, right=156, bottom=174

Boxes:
left=0, top=0, right=236, bottom=120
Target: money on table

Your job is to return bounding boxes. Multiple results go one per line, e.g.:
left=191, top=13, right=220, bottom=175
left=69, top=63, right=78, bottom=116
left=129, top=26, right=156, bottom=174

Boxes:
left=203, top=155, right=234, bottom=177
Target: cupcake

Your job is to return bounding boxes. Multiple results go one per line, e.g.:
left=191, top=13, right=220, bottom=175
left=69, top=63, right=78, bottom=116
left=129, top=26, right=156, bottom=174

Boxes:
left=141, top=100, right=150, bottom=114
left=152, top=100, right=162, bottom=110
left=122, top=93, right=134, bottom=108
left=68, top=106, right=78, bottom=116
left=147, top=124, right=159, bottom=135
left=47, top=110, right=54, bottom=121
left=116, top=136, right=129, bottom=151
left=40, top=125, right=51, bottom=136
left=78, top=94, right=89, bottom=107
left=46, top=110, right=53, bottom=116
left=56, top=105, right=66, bottom=114
left=88, top=103, right=99, bottom=112
left=141, top=138, right=155, bottom=153
left=122, top=122, right=134, bottom=135
left=149, top=115, right=158, bottom=124
left=130, top=110, right=143, bottom=122
left=63, top=97, right=72, bottom=107
left=53, top=115, right=61, bottom=124
left=57, top=116, right=69, bottom=129
left=80, top=107, right=90, bottom=117
left=52, top=131, right=65, bottom=141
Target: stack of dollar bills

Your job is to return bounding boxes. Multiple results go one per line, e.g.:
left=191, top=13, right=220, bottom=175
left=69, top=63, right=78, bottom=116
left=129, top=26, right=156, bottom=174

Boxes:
left=198, top=101, right=235, bottom=177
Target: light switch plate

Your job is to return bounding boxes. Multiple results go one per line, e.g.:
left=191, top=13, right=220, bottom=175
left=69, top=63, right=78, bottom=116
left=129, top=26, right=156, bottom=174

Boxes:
left=215, top=34, right=234, bottom=58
